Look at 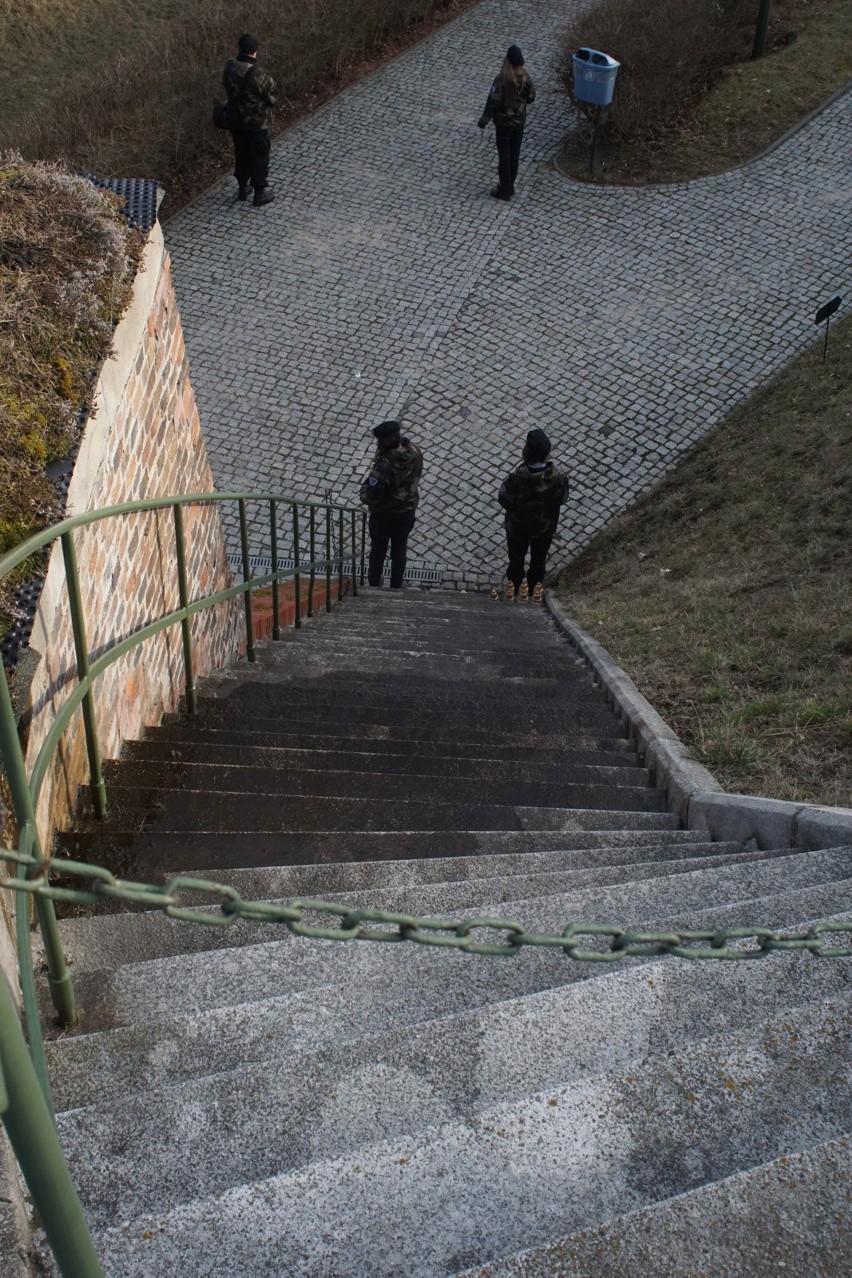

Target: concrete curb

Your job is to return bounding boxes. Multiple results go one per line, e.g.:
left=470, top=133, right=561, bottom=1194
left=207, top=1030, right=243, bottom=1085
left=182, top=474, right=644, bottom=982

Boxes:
left=544, top=593, right=852, bottom=851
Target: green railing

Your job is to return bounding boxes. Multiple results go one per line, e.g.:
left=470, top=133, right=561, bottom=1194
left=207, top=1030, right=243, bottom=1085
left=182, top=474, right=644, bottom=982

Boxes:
left=0, top=492, right=850, bottom=1278
left=0, top=489, right=365, bottom=1278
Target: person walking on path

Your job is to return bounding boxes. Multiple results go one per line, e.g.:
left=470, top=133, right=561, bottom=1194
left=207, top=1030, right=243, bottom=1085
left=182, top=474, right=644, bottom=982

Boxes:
left=477, top=45, right=536, bottom=200
left=222, top=34, right=278, bottom=207
left=360, top=421, right=424, bottom=589
left=497, top=428, right=568, bottom=602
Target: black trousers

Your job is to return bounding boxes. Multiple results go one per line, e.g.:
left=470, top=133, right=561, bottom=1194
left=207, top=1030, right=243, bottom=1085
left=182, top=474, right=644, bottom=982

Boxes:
left=495, top=125, right=524, bottom=195
left=368, top=511, right=416, bottom=588
left=231, top=129, right=270, bottom=189
left=506, top=529, right=554, bottom=590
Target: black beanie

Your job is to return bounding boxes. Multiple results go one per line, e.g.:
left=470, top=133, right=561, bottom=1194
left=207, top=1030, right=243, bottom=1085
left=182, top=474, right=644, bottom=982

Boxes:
left=372, top=420, right=402, bottom=444
left=507, top=45, right=524, bottom=67
left=526, top=429, right=551, bottom=461
left=238, top=33, right=259, bottom=55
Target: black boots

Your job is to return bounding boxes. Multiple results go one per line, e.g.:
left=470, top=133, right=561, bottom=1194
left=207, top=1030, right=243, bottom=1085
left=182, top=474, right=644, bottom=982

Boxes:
left=253, top=186, right=275, bottom=207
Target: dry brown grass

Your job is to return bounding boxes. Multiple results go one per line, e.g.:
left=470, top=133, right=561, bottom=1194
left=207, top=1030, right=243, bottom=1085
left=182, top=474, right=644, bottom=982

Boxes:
left=556, top=0, right=851, bottom=184
left=0, top=0, right=475, bottom=216
left=556, top=317, right=852, bottom=809
left=0, top=157, right=142, bottom=630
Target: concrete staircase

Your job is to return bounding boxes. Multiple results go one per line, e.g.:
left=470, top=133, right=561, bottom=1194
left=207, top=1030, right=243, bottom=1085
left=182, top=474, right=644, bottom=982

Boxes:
left=43, top=590, right=850, bottom=1275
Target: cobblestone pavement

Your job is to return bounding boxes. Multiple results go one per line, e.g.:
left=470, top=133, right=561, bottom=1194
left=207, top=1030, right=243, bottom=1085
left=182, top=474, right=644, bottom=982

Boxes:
left=165, top=0, right=851, bottom=589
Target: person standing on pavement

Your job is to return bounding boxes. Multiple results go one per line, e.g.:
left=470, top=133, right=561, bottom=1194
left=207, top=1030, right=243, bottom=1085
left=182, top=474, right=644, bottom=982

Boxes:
left=360, top=421, right=423, bottom=589
left=222, top=34, right=278, bottom=207
left=477, top=45, right=536, bottom=200
left=497, top=429, right=568, bottom=602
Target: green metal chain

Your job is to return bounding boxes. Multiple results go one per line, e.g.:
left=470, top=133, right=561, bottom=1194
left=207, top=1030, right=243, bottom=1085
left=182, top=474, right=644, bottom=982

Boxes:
left=2, top=843, right=850, bottom=961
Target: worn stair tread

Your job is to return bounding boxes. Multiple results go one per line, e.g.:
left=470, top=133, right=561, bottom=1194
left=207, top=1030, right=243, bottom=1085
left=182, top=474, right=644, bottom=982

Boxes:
left=45, top=901, right=852, bottom=1118
left=44, top=856, right=851, bottom=1032
left=453, top=1135, right=852, bottom=1278
left=122, top=739, right=642, bottom=776
left=100, top=759, right=654, bottom=804
left=54, top=984, right=852, bottom=1231
left=75, top=788, right=669, bottom=836
left=55, top=824, right=697, bottom=877
left=53, top=845, right=775, bottom=969
left=84, top=994, right=851, bottom=1277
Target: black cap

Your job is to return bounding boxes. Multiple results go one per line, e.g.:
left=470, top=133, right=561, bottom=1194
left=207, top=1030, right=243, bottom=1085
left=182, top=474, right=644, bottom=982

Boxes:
left=526, top=428, right=551, bottom=461
left=238, top=33, right=259, bottom=54
left=507, top=45, right=524, bottom=67
left=372, top=420, right=402, bottom=444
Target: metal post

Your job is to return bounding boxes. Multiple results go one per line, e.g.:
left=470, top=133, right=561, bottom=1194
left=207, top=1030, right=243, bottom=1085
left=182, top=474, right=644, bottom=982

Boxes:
left=589, top=105, right=601, bottom=176
left=350, top=511, right=358, bottom=598
left=325, top=507, right=332, bottom=613
left=360, top=513, right=366, bottom=586
left=0, top=970, right=104, bottom=1277
left=0, top=664, right=76, bottom=1037
left=172, top=505, right=196, bottom=713
left=292, top=504, right=302, bottom=630
left=270, top=500, right=281, bottom=641
left=752, top=0, right=773, bottom=58
left=238, top=499, right=256, bottom=663
left=307, top=507, right=316, bottom=618
left=338, top=510, right=345, bottom=605
left=60, top=532, right=106, bottom=818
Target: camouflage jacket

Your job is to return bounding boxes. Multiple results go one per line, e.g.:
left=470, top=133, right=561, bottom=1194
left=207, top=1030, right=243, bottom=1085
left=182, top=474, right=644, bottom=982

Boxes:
left=498, top=460, right=568, bottom=536
left=478, top=67, right=536, bottom=131
left=222, top=57, right=278, bottom=131
left=360, top=440, right=423, bottom=514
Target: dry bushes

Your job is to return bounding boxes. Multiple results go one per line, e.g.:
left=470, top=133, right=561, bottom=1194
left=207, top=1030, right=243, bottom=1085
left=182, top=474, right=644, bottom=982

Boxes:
left=1, top=0, right=464, bottom=213
left=0, top=156, right=141, bottom=626
left=557, top=0, right=759, bottom=140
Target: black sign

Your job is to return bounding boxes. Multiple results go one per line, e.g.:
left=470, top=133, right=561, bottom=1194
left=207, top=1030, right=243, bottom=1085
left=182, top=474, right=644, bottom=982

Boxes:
left=815, top=296, right=841, bottom=325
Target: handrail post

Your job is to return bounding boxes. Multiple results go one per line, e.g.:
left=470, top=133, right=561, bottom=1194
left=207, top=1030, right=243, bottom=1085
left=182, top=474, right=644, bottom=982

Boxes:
left=0, top=969, right=104, bottom=1277
left=292, top=504, right=302, bottom=630
left=360, top=512, right=366, bottom=586
left=307, top=506, right=316, bottom=618
left=172, top=504, right=196, bottom=713
left=61, top=531, right=106, bottom=818
left=0, top=668, right=76, bottom=1042
left=270, top=500, right=281, bottom=641
left=325, top=507, right=332, bottom=613
left=238, top=499, right=256, bottom=663
left=338, top=509, right=345, bottom=605
left=350, top=511, right=358, bottom=598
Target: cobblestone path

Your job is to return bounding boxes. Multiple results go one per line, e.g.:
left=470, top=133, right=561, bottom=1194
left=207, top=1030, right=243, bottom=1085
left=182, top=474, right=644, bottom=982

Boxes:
left=165, top=0, right=851, bottom=588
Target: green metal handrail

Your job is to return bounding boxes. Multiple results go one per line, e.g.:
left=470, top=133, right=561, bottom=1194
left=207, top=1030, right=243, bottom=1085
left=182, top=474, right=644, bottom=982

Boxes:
left=0, top=488, right=366, bottom=1278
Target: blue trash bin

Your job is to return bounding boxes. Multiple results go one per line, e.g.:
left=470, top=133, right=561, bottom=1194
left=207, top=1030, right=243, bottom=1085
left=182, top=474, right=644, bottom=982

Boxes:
left=572, top=48, right=620, bottom=108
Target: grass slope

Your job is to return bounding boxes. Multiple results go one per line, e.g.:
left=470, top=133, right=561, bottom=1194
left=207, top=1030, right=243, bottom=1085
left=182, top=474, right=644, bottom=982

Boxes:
left=556, top=315, right=852, bottom=809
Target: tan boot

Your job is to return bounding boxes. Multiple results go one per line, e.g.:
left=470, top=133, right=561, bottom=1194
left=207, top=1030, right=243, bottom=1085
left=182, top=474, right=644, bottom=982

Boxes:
left=532, top=582, right=543, bottom=604
left=518, top=580, right=529, bottom=602
left=504, top=579, right=516, bottom=603
left=489, top=586, right=499, bottom=601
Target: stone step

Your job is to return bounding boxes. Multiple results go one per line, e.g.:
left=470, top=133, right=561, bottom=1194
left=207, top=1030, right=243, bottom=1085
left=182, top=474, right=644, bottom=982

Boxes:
left=453, top=1135, right=851, bottom=1278
left=54, top=844, right=768, bottom=970
left=124, top=736, right=641, bottom=776
left=199, top=678, right=609, bottom=709
left=49, top=850, right=850, bottom=1031
left=100, top=759, right=654, bottom=807
left=212, top=655, right=589, bottom=683
left=55, top=822, right=691, bottom=876
left=85, top=993, right=851, bottom=1276
left=152, top=719, right=635, bottom=754
left=53, top=971, right=851, bottom=1233
left=46, top=893, right=850, bottom=1112
left=78, top=787, right=669, bottom=837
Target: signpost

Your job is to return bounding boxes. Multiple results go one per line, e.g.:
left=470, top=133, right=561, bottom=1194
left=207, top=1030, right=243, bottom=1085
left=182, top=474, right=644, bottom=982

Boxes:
left=814, top=295, right=841, bottom=363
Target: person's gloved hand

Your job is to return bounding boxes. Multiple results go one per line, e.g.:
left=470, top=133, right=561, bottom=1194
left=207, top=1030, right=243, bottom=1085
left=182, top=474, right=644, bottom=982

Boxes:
left=477, top=119, right=486, bottom=129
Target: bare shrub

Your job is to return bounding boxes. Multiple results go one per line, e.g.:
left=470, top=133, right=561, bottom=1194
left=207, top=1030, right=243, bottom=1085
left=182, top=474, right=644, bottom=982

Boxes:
left=556, top=0, right=758, bottom=141
left=1, top=0, right=464, bottom=213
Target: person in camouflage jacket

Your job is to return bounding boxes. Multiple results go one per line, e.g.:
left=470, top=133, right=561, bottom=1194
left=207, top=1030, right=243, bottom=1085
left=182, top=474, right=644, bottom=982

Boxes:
left=498, top=428, right=568, bottom=600
left=477, top=45, right=536, bottom=200
left=222, top=34, right=278, bottom=206
left=360, top=420, right=423, bottom=588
